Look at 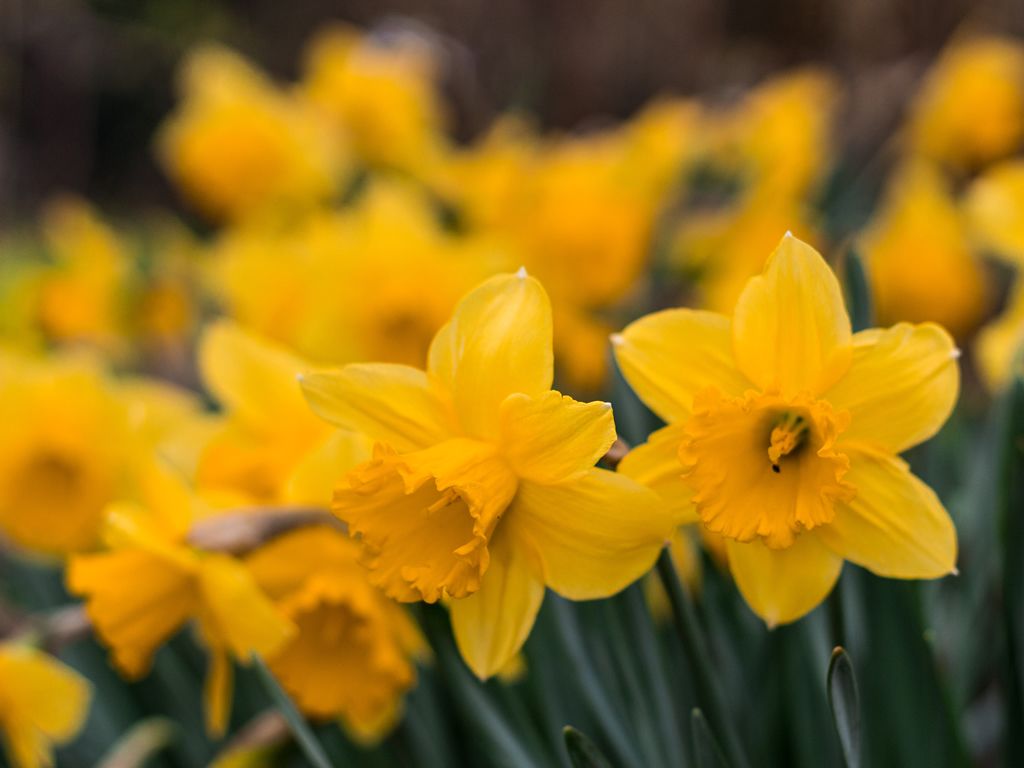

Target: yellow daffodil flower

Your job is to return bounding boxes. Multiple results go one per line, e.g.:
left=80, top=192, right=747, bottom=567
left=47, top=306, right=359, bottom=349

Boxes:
left=302, top=24, right=448, bottom=177
left=300, top=271, right=673, bottom=677
left=977, top=281, right=1024, bottom=391
left=36, top=198, right=129, bottom=353
left=0, top=353, right=195, bottom=556
left=907, top=36, right=1024, bottom=169
left=209, top=181, right=505, bottom=369
left=965, top=160, right=1024, bottom=266
left=195, top=320, right=370, bottom=508
left=246, top=525, right=425, bottom=742
left=157, top=45, right=344, bottom=223
left=706, top=69, right=837, bottom=203
left=614, top=233, right=959, bottom=626
left=67, top=473, right=295, bottom=736
left=0, top=643, right=91, bottom=768
left=860, top=162, right=989, bottom=341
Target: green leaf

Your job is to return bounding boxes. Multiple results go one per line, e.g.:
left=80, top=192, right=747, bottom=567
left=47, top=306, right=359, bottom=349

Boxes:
left=95, top=717, right=177, bottom=768
left=251, top=655, right=334, bottom=768
left=563, top=726, right=615, bottom=768
left=655, top=550, right=749, bottom=768
left=691, top=708, right=730, bottom=768
left=998, top=363, right=1024, bottom=765
left=826, top=647, right=860, bottom=768
left=418, top=605, right=546, bottom=768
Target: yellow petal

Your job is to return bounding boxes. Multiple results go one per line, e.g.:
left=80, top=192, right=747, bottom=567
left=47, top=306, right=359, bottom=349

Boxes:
left=726, top=533, right=842, bottom=626
left=427, top=272, right=553, bottom=439
left=817, top=449, right=957, bottom=578
left=506, top=469, right=672, bottom=600
left=199, top=320, right=314, bottom=428
left=449, top=528, right=545, bottom=680
left=617, top=423, right=698, bottom=524
left=498, top=391, right=615, bottom=484
left=246, top=525, right=363, bottom=600
left=977, top=281, right=1024, bottom=391
left=197, top=554, right=295, bottom=661
left=612, top=309, right=750, bottom=422
left=966, top=160, right=1024, bottom=266
left=284, top=430, right=374, bottom=506
left=0, top=645, right=91, bottom=742
left=826, top=323, right=959, bottom=454
left=300, top=364, right=453, bottom=452
left=731, top=233, right=852, bottom=396
left=66, top=548, right=197, bottom=678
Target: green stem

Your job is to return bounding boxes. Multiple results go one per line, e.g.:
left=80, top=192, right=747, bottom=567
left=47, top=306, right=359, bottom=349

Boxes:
left=252, top=656, right=334, bottom=768
left=656, top=549, right=749, bottom=768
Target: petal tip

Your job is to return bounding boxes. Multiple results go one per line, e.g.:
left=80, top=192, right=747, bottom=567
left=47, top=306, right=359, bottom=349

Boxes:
left=783, top=229, right=794, bottom=239
left=515, top=265, right=528, bottom=279
left=951, top=347, right=962, bottom=360
left=609, top=333, right=625, bottom=347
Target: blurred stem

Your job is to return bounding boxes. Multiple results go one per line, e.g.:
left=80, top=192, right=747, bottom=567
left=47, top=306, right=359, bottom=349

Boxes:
left=252, top=656, right=334, bottom=768
left=656, top=548, right=749, bottom=768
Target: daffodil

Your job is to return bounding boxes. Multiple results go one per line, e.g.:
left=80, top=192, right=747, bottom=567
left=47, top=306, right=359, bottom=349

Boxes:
left=0, top=643, right=91, bottom=768
left=195, top=320, right=370, bottom=508
left=965, top=160, right=1024, bottom=266
left=860, top=162, right=989, bottom=340
left=300, top=271, right=672, bottom=677
left=705, top=69, right=837, bottom=203
left=907, top=36, right=1024, bottom=169
left=36, top=198, right=129, bottom=353
left=614, top=234, right=959, bottom=625
left=302, top=24, right=448, bottom=177
left=209, top=181, right=504, bottom=369
left=67, top=471, right=294, bottom=736
left=246, top=525, right=424, bottom=742
left=977, top=281, right=1024, bottom=391
left=157, top=45, right=344, bottom=223
left=0, top=353, right=195, bottom=556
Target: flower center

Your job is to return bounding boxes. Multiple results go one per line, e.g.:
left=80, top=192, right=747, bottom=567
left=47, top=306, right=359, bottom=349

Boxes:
left=767, top=411, right=809, bottom=472
left=680, top=389, right=854, bottom=549
left=334, top=439, right=518, bottom=603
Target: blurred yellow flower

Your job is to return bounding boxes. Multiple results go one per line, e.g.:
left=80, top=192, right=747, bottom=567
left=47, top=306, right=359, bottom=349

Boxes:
left=210, top=181, right=504, bottom=368
left=0, top=353, right=194, bottom=556
left=861, top=162, right=989, bottom=340
left=195, top=320, right=370, bottom=508
left=301, top=272, right=672, bottom=677
left=908, top=36, right=1024, bottom=169
left=67, top=477, right=294, bottom=736
left=977, top=281, right=1024, bottom=390
left=247, top=525, right=424, bottom=741
left=615, top=234, right=958, bottom=625
left=157, top=45, right=344, bottom=223
left=705, top=69, right=837, bottom=202
left=0, top=643, right=91, bottom=768
left=302, top=24, right=447, bottom=177
left=36, top=198, right=129, bottom=352
left=965, top=160, right=1024, bottom=266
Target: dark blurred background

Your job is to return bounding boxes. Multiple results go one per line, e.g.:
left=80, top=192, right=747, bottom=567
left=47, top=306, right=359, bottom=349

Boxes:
left=3, top=0, right=1024, bottom=223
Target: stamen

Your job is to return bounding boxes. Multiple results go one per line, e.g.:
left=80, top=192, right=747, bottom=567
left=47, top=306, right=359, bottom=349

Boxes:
left=426, top=488, right=460, bottom=515
left=767, top=412, right=809, bottom=472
